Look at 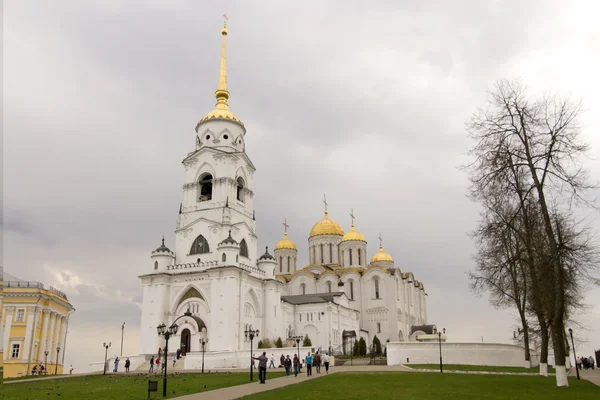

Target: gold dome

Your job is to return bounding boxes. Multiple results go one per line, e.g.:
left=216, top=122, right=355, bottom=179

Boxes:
left=371, top=245, right=393, bottom=262
left=310, top=212, right=344, bottom=237
left=275, top=232, right=297, bottom=250
left=341, top=224, right=366, bottom=242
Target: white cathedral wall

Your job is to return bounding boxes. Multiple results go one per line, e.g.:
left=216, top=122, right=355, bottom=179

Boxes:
left=140, top=276, right=171, bottom=355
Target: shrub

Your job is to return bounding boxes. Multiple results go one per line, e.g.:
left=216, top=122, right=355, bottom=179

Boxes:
left=373, top=335, right=382, bottom=356
left=303, top=335, right=312, bottom=347
left=353, top=339, right=360, bottom=356
left=275, top=337, right=283, bottom=348
left=359, top=337, right=367, bottom=356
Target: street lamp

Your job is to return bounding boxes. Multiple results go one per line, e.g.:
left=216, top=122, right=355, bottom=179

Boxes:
left=200, top=337, right=209, bottom=373
left=244, top=326, right=259, bottom=382
left=157, top=322, right=178, bottom=397
left=44, top=351, right=49, bottom=375
left=103, top=342, right=111, bottom=375
left=293, top=335, right=304, bottom=370
left=438, top=328, right=446, bottom=373
left=568, top=328, right=580, bottom=380
left=55, top=347, right=61, bottom=375
left=121, top=322, right=126, bottom=357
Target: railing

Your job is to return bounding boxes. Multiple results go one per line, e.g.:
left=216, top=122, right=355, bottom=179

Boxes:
left=4, top=281, right=69, bottom=300
left=167, top=261, right=265, bottom=276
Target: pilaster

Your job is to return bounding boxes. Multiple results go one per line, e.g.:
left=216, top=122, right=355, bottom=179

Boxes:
left=3, top=306, right=15, bottom=361
left=21, top=306, right=38, bottom=361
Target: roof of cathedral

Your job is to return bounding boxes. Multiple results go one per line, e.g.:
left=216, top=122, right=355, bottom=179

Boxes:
left=258, top=246, right=275, bottom=260
left=153, top=237, right=173, bottom=253
left=309, top=211, right=344, bottom=237
left=197, top=20, right=244, bottom=128
left=371, top=245, right=393, bottom=262
left=275, top=232, right=297, bottom=250
left=281, top=292, right=345, bottom=305
left=219, top=230, right=239, bottom=246
left=340, top=224, right=366, bottom=242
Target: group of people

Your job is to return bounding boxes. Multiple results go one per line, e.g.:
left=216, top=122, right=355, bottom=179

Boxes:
left=252, top=351, right=331, bottom=384
left=149, top=347, right=183, bottom=373
left=112, top=357, right=131, bottom=372
left=576, top=356, right=596, bottom=370
left=30, top=362, right=47, bottom=375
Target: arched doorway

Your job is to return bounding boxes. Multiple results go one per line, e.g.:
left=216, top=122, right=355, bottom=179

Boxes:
left=180, top=328, right=191, bottom=356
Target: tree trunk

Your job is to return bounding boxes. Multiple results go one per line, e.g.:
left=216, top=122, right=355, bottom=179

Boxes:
left=538, top=317, right=550, bottom=376
left=518, top=313, right=531, bottom=363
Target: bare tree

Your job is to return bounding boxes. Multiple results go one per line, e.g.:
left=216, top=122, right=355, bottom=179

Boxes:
left=464, top=79, right=597, bottom=386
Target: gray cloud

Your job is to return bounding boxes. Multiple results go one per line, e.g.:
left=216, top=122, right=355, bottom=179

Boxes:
left=4, top=0, right=600, bottom=371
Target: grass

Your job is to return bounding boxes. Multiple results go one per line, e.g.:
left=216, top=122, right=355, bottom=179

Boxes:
left=407, top=364, right=557, bottom=374
left=5, top=373, right=64, bottom=382
left=3, top=371, right=285, bottom=400
left=240, top=372, right=599, bottom=399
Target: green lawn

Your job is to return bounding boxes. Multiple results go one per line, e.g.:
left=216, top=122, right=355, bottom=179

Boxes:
left=407, top=364, right=557, bottom=374
left=4, top=371, right=285, bottom=400
left=240, top=372, right=599, bottom=399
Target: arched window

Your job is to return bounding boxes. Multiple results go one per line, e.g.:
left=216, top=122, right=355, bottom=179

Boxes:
left=279, top=256, right=283, bottom=273
left=375, top=278, right=380, bottom=299
left=329, top=244, right=333, bottom=263
left=287, top=256, right=291, bottom=273
left=327, top=281, right=332, bottom=293
left=358, top=249, right=362, bottom=265
left=154, top=261, right=158, bottom=270
left=240, top=239, right=249, bottom=258
left=198, top=173, right=213, bottom=201
left=349, top=280, right=354, bottom=300
left=222, top=253, right=226, bottom=262
left=236, top=177, right=245, bottom=202
left=349, top=249, right=353, bottom=265
left=301, top=283, right=306, bottom=295
left=190, top=235, right=210, bottom=255
left=320, top=244, right=324, bottom=264
left=377, top=322, right=381, bottom=333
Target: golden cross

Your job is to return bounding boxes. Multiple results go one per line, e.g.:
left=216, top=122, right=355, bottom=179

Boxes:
left=282, top=218, right=289, bottom=234
left=350, top=209, right=355, bottom=226
left=323, top=194, right=328, bottom=213
left=378, top=232, right=383, bottom=247
left=223, top=13, right=228, bottom=28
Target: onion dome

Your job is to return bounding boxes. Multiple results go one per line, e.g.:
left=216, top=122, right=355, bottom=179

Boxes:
left=309, top=211, right=344, bottom=237
left=153, top=237, right=173, bottom=254
left=219, top=230, right=238, bottom=246
left=371, top=245, right=393, bottom=262
left=259, top=246, right=275, bottom=261
left=275, top=232, right=297, bottom=250
left=341, top=224, right=366, bottom=242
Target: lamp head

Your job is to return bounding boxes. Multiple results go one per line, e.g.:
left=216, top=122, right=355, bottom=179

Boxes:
left=568, top=328, right=573, bottom=334
left=443, top=328, right=446, bottom=334
left=169, top=324, right=178, bottom=335
left=157, top=323, right=166, bottom=336
left=256, top=329, right=260, bottom=337
left=57, top=346, right=61, bottom=352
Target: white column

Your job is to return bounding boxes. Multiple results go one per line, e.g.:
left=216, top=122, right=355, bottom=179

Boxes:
left=21, top=306, right=37, bottom=361
left=47, top=312, right=56, bottom=362
left=3, top=307, right=15, bottom=361
left=51, top=314, right=61, bottom=363
left=39, top=309, right=50, bottom=357
left=58, top=316, right=67, bottom=364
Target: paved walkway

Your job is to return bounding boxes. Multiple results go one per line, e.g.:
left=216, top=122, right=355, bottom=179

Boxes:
left=569, top=366, right=600, bottom=386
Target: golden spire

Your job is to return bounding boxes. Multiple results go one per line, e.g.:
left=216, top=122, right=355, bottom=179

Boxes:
left=215, top=13, right=230, bottom=111
left=276, top=217, right=297, bottom=250
left=323, top=194, right=329, bottom=215
left=350, top=208, right=355, bottom=228
left=378, top=232, right=383, bottom=249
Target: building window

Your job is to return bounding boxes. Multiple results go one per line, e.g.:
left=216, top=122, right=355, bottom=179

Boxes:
left=11, top=344, right=20, bottom=358
left=300, top=314, right=302, bottom=322
left=222, top=253, right=227, bottom=262
left=236, top=177, right=245, bottom=202
left=280, top=256, right=283, bottom=273
left=349, top=249, right=353, bottom=265
left=377, top=322, right=381, bottom=333
left=358, top=249, right=362, bottom=265
left=327, top=281, right=332, bottom=293
left=240, top=239, right=249, bottom=258
left=375, top=279, right=380, bottom=299
left=16, top=309, right=25, bottom=322
left=329, top=244, right=333, bottom=263
left=154, top=261, right=158, bottom=270
left=190, top=235, right=210, bottom=255
left=350, top=281, right=354, bottom=300
left=301, top=283, right=306, bottom=295
left=198, top=173, right=213, bottom=201
left=320, top=244, right=324, bottom=264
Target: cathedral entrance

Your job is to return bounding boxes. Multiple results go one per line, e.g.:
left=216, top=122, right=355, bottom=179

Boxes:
left=180, top=328, right=191, bottom=356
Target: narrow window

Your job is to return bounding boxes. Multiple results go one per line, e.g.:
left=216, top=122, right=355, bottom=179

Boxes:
left=154, top=261, right=158, bottom=270
left=358, top=249, right=362, bottom=265
left=375, top=279, right=380, bottom=299
left=300, top=314, right=302, bottom=322
left=320, top=244, right=324, bottom=264
left=287, top=256, right=291, bottom=273
left=349, top=249, right=353, bottom=265
left=301, top=283, right=306, bottom=295
left=240, top=239, right=249, bottom=258
left=350, top=281, right=354, bottom=300
left=329, top=244, right=333, bottom=263
left=377, top=322, right=381, bottom=333
left=327, top=281, right=332, bottom=293
left=236, top=177, right=245, bottom=202
left=16, top=309, right=25, bottom=322
left=280, top=257, right=283, bottom=273
left=198, top=173, right=213, bottom=201
left=222, top=253, right=226, bottom=262
left=11, top=344, right=20, bottom=358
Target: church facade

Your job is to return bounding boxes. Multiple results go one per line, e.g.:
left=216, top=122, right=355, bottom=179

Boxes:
left=138, top=21, right=428, bottom=364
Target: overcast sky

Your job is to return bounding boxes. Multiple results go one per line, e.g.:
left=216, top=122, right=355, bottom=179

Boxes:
left=4, top=0, right=600, bottom=372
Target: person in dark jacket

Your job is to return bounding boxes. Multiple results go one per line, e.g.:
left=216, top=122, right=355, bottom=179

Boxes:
left=284, top=355, right=292, bottom=375
left=293, top=354, right=300, bottom=377
left=253, top=352, right=269, bottom=384
left=125, top=358, right=131, bottom=372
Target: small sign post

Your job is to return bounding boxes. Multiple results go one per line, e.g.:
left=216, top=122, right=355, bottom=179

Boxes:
left=148, top=380, right=158, bottom=399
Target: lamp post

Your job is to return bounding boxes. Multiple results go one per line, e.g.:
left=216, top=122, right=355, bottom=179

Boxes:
left=103, top=342, right=111, bottom=375
left=293, top=335, right=304, bottom=370
left=244, top=327, right=259, bottom=382
left=157, top=322, right=178, bottom=397
left=55, top=347, right=61, bottom=375
left=44, top=351, right=49, bottom=375
left=121, top=322, right=125, bottom=357
left=438, top=328, right=446, bottom=373
left=568, top=328, right=580, bottom=380
left=200, top=338, right=209, bottom=373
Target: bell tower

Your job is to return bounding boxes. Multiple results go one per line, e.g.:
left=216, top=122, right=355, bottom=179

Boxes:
left=174, top=17, right=257, bottom=266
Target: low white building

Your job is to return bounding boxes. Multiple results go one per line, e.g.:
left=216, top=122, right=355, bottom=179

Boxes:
left=138, top=21, right=429, bottom=368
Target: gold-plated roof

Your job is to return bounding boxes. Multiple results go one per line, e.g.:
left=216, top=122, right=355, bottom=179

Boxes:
left=275, top=232, right=297, bottom=250
left=198, top=17, right=244, bottom=127
left=309, top=211, right=344, bottom=237
left=341, top=224, right=366, bottom=242
left=371, top=245, right=393, bottom=262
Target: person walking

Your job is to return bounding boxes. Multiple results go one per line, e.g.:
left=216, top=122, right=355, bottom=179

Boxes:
left=280, top=354, right=285, bottom=368
left=284, top=355, right=292, bottom=376
left=305, top=352, right=313, bottom=376
left=149, top=356, right=155, bottom=373
left=70, top=365, right=74, bottom=375
left=113, top=357, right=120, bottom=372
left=293, top=354, right=300, bottom=377
left=252, top=351, right=269, bottom=384
left=125, top=358, right=130, bottom=372
left=323, top=352, right=330, bottom=374
left=314, top=351, right=321, bottom=374
left=173, top=355, right=177, bottom=367
left=269, top=354, right=276, bottom=368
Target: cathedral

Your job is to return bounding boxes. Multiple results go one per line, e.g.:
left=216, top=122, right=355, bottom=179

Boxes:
left=139, top=20, right=428, bottom=365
